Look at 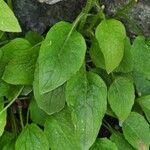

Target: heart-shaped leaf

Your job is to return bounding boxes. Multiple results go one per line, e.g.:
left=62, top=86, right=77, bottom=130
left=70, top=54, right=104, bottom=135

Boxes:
left=39, top=21, right=86, bottom=93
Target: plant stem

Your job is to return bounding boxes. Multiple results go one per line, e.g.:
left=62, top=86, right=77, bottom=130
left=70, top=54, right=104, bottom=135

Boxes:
left=103, top=119, right=116, bottom=134
left=114, top=0, right=138, bottom=17
left=0, top=87, right=23, bottom=115
left=26, top=108, right=30, bottom=125
left=78, top=0, right=96, bottom=31
left=10, top=108, right=18, bottom=136
left=18, top=105, right=24, bottom=129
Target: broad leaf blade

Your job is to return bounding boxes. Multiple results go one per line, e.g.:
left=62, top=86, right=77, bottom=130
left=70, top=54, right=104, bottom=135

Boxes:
left=122, top=112, right=150, bottom=150
left=0, top=131, right=15, bottom=149
left=108, top=77, right=135, bottom=124
left=2, top=46, right=39, bottom=85
left=39, top=21, right=86, bottom=93
left=90, top=138, right=118, bottom=150
left=0, top=38, right=31, bottom=78
left=137, top=95, right=150, bottom=123
left=89, top=38, right=105, bottom=69
left=66, top=70, right=107, bottom=149
left=110, top=133, right=135, bottom=150
left=0, top=0, right=21, bottom=32
left=0, top=98, right=6, bottom=137
left=115, top=37, right=133, bottom=73
left=131, top=36, right=150, bottom=79
left=96, top=19, right=126, bottom=73
left=33, top=62, right=65, bottom=115
left=15, top=124, right=49, bottom=150
left=29, top=98, right=48, bottom=126
left=44, top=107, right=81, bottom=150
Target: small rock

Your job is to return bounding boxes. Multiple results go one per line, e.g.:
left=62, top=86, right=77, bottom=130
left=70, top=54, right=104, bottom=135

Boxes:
left=38, top=0, right=63, bottom=5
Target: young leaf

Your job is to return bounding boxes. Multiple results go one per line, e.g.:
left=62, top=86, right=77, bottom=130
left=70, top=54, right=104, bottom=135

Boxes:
left=0, top=98, right=7, bottom=137
left=66, top=70, right=107, bottom=150
left=96, top=19, right=126, bottom=73
left=0, top=0, right=21, bottom=32
left=29, top=98, right=48, bottom=126
left=33, top=63, right=65, bottom=115
left=131, top=36, right=150, bottom=79
left=39, top=21, right=86, bottom=93
left=110, top=133, right=135, bottom=150
left=15, top=124, right=49, bottom=150
left=108, top=77, right=135, bottom=124
left=2, top=45, right=39, bottom=85
left=115, top=37, right=133, bottom=73
left=122, top=112, right=150, bottom=150
left=44, top=107, right=81, bottom=150
left=137, top=95, right=150, bottom=123
left=90, top=138, right=118, bottom=150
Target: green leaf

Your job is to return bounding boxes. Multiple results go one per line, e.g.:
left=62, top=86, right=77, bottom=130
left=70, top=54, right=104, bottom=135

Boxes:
left=15, top=124, right=49, bottom=150
left=131, top=36, right=150, bottom=79
left=91, top=68, right=112, bottom=87
left=0, top=80, right=22, bottom=99
left=2, top=45, right=39, bottom=85
left=44, top=107, right=81, bottom=150
left=33, top=62, right=65, bottom=115
left=3, top=139, right=15, bottom=150
left=108, top=77, right=135, bottom=124
left=122, top=112, right=150, bottom=150
left=0, top=0, right=21, bottom=32
left=115, top=37, right=133, bottom=73
left=90, top=138, right=118, bottom=150
left=89, top=38, right=105, bottom=69
left=39, top=21, right=86, bottom=93
left=133, top=72, right=150, bottom=96
left=29, top=97, right=48, bottom=126
left=110, top=133, right=135, bottom=150
left=137, top=95, right=150, bottom=123
left=25, top=31, right=44, bottom=45
left=0, top=98, right=7, bottom=137
left=66, top=70, right=107, bottom=150
left=0, top=131, right=15, bottom=150
left=96, top=19, right=126, bottom=73
left=0, top=38, right=31, bottom=78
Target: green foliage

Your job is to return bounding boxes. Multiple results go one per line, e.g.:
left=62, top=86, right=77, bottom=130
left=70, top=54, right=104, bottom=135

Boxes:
left=96, top=19, right=126, bottom=73
left=90, top=138, right=118, bottom=150
left=122, top=112, right=150, bottom=150
left=137, top=95, right=150, bottom=123
left=110, top=133, right=135, bottom=150
left=66, top=70, right=107, bottom=149
left=15, top=124, right=49, bottom=150
left=0, top=98, right=6, bottom=136
left=44, top=107, right=81, bottom=150
left=108, top=77, right=135, bottom=124
left=0, top=0, right=21, bottom=32
left=0, top=0, right=149, bottom=149
left=39, top=21, right=86, bottom=93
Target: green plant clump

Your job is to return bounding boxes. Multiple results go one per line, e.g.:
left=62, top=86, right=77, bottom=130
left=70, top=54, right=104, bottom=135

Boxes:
left=0, top=0, right=150, bottom=149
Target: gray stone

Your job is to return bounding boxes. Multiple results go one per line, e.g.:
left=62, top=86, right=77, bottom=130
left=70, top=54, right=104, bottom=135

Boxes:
left=38, top=0, right=63, bottom=5
left=12, top=0, right=85, bottom=34
left=13, top=0, right=150, bottom=37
